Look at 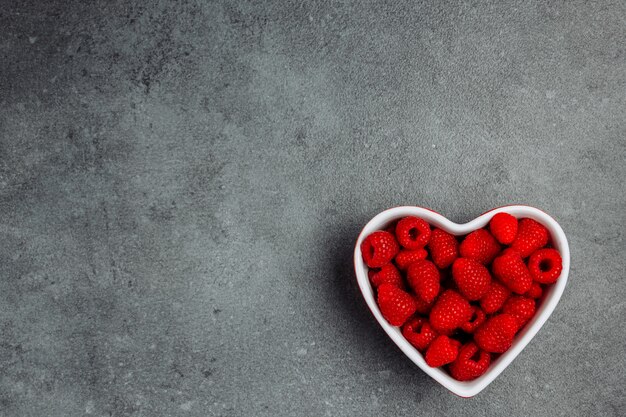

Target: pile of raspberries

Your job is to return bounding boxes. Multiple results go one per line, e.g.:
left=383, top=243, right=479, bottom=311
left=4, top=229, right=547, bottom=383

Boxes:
left=360, top=213, right=562, bottom=381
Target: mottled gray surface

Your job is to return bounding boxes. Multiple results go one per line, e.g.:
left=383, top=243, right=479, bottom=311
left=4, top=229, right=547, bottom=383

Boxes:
left=0, top=0, right=625, bottom=416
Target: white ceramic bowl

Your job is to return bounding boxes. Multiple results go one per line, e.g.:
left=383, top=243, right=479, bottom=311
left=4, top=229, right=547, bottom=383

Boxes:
left=354, top=205, right=570, bottom=397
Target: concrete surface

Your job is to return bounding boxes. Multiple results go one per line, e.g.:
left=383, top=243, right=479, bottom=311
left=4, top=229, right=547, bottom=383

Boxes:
left=1, top=1, right=625, bottom=416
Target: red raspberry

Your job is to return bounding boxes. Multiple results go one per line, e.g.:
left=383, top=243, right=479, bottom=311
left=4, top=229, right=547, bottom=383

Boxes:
left=429, top=290, right=473, bottom=332
left=361, top=231, right=400, bottom=268
left=510, top=218, right=549, bottom=258
left=449, top=342, right=491, bottom=381
left=395, top=216, right=431, bottom=250
left=407, top=260, right=441, bottom=303
left=459, top=229, right=501, bottom=265
left=474, top=314, right=519, bottom=353
left=428, top=228, right=459, bottom=269
left=425, top=335, right=461, bottom=367
left=414, top=295, right=435, bottom=314
left=376, top=284, right=417, bottom=326
left=479, top=281, right=511, bottom=314
left=401, top=316, right=437, bottom=351
left=451, top=258, right=492, bottom=300
left=395, top=249, right=428, bottom=270
left=461, top=305, right=486, bottom=333
left=502, top=296, right=536, bottom=326
left=489, top=212, right=518, bottom=244
left=369, top=264, right=404, bottom=289
left=528, top=248, right=563, bottom=284
left=492, top=249, right=533, bottom=294
left=525, top=282, right=543, bottom=299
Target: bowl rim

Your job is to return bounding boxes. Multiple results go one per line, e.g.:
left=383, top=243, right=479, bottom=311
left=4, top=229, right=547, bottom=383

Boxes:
left=353, top=205, right=570, bottom=397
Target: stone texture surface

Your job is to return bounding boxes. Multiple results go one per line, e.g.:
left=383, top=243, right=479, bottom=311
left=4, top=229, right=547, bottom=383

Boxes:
left=1, top=1, right=625, bottom=416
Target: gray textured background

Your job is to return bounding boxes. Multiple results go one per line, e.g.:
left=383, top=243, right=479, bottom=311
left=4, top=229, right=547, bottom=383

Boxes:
left=1, top=1, right=625, bottom=416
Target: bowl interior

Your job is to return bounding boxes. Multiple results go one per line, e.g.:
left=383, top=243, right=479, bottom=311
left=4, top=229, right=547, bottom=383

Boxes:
left=353, top=205, right=570, bottom=397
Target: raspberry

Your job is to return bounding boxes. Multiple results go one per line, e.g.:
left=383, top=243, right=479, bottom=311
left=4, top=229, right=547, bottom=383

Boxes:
left=361, top=231, right=400, bottom=268
left=428, top=228, right=459, bottom=269
left=459, top=229, right=500, bottom=265
left=474, top=314, right=519, bottom=353
left=502, top=296, right=536, bottom=326
left=401, top=316, right=437, bottom=351
left=369, top=264, right=404, bottom=289
left=492, top=249, right=533, bottom=294
left=395, top=216, right=431, bottom=250
left=525, top=282, right=543, bottom=299
left=461, top=305, right=486, bottom=333
left=489, top=212, right=518, bottom=245
left=510, top=218, right=549, bottom=258
left=429, top=290, right=473, bottom=332
left=449, top=342, right=491, bottom=381
left=376, top=284, right=417, bottom=326
left=451, top=258, right=492, bottom=300
left=395, top=249, right=428, bottom=270
left=414, top=295, right=435, bottom=314
left=407, top=260, right=441, bottom=303
left=528, top=248, right=563, bottom=284
left=425, top=335, right=461, bottom=367
left=479, top=281, right=511, bottom=314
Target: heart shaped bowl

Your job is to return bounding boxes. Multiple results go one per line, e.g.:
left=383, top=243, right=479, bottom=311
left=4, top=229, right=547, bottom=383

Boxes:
left=354, top=205, right=570, bottom=397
